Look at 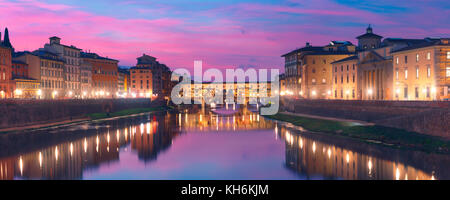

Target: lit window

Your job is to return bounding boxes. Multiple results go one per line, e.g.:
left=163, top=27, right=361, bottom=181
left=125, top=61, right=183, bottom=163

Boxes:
left=416, top=67, right=419, bottom=79
left=427, top=52, right=431, bottom=60
left=447, top=67, right=450, bottom=77
left=395, top=69, right=399, bottom=80
left=427, top=66, right=431, bottom=77
left=416, top=54, right=419, bottom=62
left=322, top=78, right=326, bottom=83
left=448, top=52, right=450, bottom=59
left=405, top=68, right=408, bottom=80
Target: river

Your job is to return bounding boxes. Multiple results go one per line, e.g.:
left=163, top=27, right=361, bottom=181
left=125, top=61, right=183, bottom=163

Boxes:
left=0, top=106, right=448, bottom=180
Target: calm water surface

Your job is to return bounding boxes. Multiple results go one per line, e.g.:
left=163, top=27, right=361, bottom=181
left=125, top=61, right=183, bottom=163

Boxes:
left=0, top=106, right=448, bottom=180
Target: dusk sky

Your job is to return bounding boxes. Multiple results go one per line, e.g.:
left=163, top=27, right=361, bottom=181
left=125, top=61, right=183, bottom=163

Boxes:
left=0, top=0, right=449, bottom=72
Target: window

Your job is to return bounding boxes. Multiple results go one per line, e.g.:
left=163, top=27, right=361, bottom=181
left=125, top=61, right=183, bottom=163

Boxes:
left=322, top=78, right=326, bottom=84
left=395, top=68, right=399, bottom=80
left=312, top=78, right=316, bottom=84
left=396, top=57, right=399, bottom=65
left=447, top=67, right=450, bottom=77
left=447, top=52, right=450, bottom=59
left=427, top=52, right=431, bottom=60
left=416, top=54, right=419, bottom=62
left=404, top=87, right=408, bottom=99
left=405, top=56, right=408, bottom=64
left=428, top=66, right=431, bottom=77
left=416, top=67, right=419, bottom=79
left=405, top=68, right=408, bottom=80
left=415, top=87, right=419, bottom=98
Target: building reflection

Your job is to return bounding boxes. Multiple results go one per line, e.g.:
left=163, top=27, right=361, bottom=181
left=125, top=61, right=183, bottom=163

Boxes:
left=0, top=113, right=180, bottom=180
left=280, top=126, right=436, bottom=180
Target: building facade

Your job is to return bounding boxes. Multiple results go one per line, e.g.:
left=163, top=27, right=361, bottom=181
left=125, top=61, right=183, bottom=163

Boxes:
left=0, top=45, right=13, bottom=99
left=331, top=56, right=358, bottom=100
left=33, top=50, right=64, bottom=99
left=81, top=52, right=118, bottom=99
left=282, top=42, right=356, bottom=99
left=136, top=54, right=170, bottom=98
left=118, top=67, right=130, bottom=97
left=44, top=36, right=82, bottom=98
left=391, top=39, right=450, bottom=100
left=80, top=59, right=93, bottom=98
left=130, top=67, right=153, bottom=98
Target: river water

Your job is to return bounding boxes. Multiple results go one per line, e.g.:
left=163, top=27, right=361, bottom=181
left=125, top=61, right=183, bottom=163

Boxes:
left=0, top=106, right=448, bottom=180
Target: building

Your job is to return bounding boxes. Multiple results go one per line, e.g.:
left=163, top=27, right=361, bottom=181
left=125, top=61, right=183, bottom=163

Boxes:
left=0, top=42, right=13, bottom=99
left=130, top=66, right=153, bottom=98
left=356, top=25, right=383, bottom=51
left=136, top=54, right=171, bottom=98
left=13, top=51, right=41, bottom=82
left=391, top=38, right=450, bottom=100
left=81, top=52, right=118, bottom=98
left=12, top=77, right=40, bottom=99
left=118, top=67, right=130, bottom=97
left=331, top=56, right=358, bottom=99
left=356, top=26, right=432, bottom=100
left=33, top=50, right=65, bottom=99
left=282, top=42, right=356, bottom=99
left=11, top=60, right=28, bottom=78
left=80, top=59, right=93, bottom=98
left=43, top=36, right=82, bottom=98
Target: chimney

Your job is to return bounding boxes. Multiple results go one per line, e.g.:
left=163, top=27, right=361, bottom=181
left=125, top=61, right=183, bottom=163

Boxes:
left=306, top=42, right=310, bottom=47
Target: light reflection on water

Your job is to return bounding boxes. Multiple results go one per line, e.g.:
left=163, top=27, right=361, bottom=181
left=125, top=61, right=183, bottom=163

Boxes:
left=0, top=107, right=447, bottom=180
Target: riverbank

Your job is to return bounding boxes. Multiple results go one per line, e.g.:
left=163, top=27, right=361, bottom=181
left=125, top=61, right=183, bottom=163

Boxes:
left=0, top=105, right=173, bottom=133
left=266, top=112, right=450, bottom=154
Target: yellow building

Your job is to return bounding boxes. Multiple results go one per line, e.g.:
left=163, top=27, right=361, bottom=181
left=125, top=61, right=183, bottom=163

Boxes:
left=391, top=38, right=450, bottom=100
left=13, top=78, right=40, bottom=99
left=302, top=52, right=355, bottom=99
left=282, top=41, right=356, bottom=99
left=331, top=56, right=358, bottom=99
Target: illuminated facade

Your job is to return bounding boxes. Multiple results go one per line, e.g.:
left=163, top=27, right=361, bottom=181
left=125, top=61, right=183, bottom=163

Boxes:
left=43, top=36, right=82, bottom=98
left=0, top=31, right=13, bottom=99
left=331, top=56, right=358, bottom=99
left=130, top=66, right=153, bottom=98
left=81, top=52, right=118, bottom=98
left=282, top=42, right=356, bottom=99
left=118, top=67, right=130, bottom=96
left=391, top=39, right=450, bottom=100
left=33, top=50, right=64, bottom=99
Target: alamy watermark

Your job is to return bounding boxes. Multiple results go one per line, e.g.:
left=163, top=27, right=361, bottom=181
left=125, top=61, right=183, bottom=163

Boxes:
left=171, top=61, right=280, bottom=115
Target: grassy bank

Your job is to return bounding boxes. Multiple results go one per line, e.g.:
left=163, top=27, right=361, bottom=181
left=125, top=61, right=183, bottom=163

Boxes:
left=86, top=106, right=170, bottom=120
left=266, top=113, right=449, bottom=154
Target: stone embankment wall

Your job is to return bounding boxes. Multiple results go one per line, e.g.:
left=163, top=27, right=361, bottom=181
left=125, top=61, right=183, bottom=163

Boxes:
left=281, top=98, right=450, bottom=139
left=0, top=99, right=164, bottom=129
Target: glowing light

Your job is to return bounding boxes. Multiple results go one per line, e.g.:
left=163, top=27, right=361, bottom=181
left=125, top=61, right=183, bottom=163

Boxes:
left=395, top=167, right=400, bottom=180
left=37, top=89, right=42, bottom=96
left=19, top=156, right=23, bottom=175
left=15, top=89, right=23, bottom=96
left=396, top=89, right=400, bottom=94
left=367, top=89, right=373, bottom=95
left=70, top=143, right=73, bottom=156
left=346, top=153, right=350, bottom=163
left=431, top=87, right=437, bottom=93
left=312, top=142, right=316, bottom=153
left=39, top=152, right=43, bottom=168
left=55, top=146, right=59, bottom=161
left=327, top=148, right=332, bottom=158
left=312, top=90, right=317, bottom=96
left=68, top=91, right=73, bottom=96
